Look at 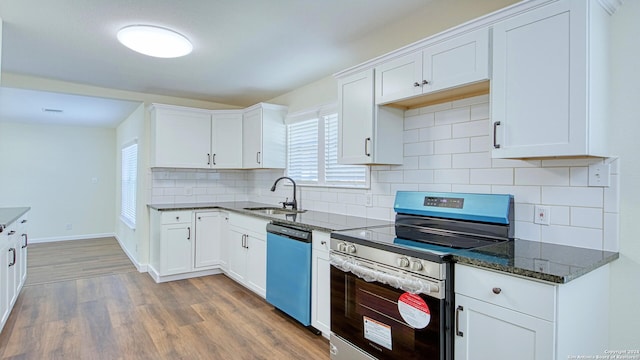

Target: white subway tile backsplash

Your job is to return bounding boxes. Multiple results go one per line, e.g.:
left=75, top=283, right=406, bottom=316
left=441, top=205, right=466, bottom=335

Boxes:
left=402, top=157, right=420, bottom=170
left=515, top=203, right=534, bottom=222
left=514, top=221, right=541, bottom=241
left=419, top=154, right=452, bottom=169
left=404, top=129, right=420, bottom=143
left=434, top=107, right=470, bottom=125
left=491, top=158, right=541, bottom=168
left=470, top=168, right=513, bottom=185
left=420, top=125, right=451, bottom=141
left=540, top=225, right=602, bottom=250
left=377, top=170, right=404, bottom=183
left=470, top=102, right=490, bottom=120
left=390, top=183, right=420, bottom=193
left=452, top=94, right=489, bottom=108
left=434, top=138, right=469, bottom=154
left=405, top=113, right=435, bottom=130
left=418, top=183, right=452, bottom=192
left=491, top=185, right=541, bottom=204
left=571, top=207, right=603, bottom=229
left=569, top=167, right=589, bottom=186
left=452, top=119, right=489, bottom=138
left=403, top=170, right=434, bottom=184
left=434, top=169, right=469, bottom=184
left=515, top=168, right=570, bottom=186
left=469, top=135, right=491, bottom=152
left=549, top=206, right=570, bottom=226
left=452, top=152, right=491, bottom=169
left=404, top=142, right=434, bottom=156
left=419, top=102, right=452, bottom=114
left=451, top=184, right=492, bottom=194
left=542, top=186, right=603, bottom=207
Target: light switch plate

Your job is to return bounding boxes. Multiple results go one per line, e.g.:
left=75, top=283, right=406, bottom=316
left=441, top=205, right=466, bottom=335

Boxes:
left=534, top=205, right=550, bottom=225
left=588, top=163, right=610, bottom=187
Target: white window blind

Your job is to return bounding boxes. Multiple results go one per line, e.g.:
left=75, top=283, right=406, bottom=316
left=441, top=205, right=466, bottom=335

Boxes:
left=286, top=110, right=368, bottom=188
left=324, top=114, right=367, bottom=185
left=287, top=119, right=319, bottom=182
left=121, top=142, right=138, bottom=229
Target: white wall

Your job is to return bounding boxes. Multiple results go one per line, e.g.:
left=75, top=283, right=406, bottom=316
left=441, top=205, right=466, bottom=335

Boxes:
left=608, top=0, right=640, bottom=349
left=0, top=122, right=116, bottom=240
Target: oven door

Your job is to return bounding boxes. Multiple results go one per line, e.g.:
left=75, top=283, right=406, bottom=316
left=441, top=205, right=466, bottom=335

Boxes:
left=330, top=253, right=450, bottom=360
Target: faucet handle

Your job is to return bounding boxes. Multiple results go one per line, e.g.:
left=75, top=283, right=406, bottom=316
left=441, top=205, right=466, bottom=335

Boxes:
left=280, top=197, right=289, bottom=208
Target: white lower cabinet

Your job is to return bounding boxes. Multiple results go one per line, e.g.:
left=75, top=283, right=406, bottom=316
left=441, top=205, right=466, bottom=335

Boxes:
left=1, top=210, right=29, bottom=334
left=455, top=263, right=610, bottom=360
left=149, top=209, right=222, bottom=282
left=311, top=230, right=331, bottom=338
left=225, top=213, right=268, bottom=298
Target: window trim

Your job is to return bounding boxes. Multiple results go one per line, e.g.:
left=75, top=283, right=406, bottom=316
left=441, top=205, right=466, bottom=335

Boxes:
left=120, top=140, right=138, bottom=230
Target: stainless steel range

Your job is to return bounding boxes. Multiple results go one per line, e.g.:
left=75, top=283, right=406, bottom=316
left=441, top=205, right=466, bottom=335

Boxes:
left=329, top=191, right=514, bottom=360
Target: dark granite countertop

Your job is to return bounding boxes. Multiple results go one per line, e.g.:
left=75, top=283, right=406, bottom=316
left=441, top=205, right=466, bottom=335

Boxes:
left=148, top=202, right=393, bottom=232
left=452, top=239, right=619, bottom=284
left=0, top=207, right=31, bottom=231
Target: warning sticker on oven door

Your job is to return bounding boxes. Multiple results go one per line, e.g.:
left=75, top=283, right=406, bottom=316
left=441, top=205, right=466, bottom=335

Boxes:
left=363, top=316, right=392, bottom=350
left=398, top=292, right=431, bottom=329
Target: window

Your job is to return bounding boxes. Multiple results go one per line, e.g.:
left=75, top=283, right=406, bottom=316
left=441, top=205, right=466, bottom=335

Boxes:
left=287, top=108, right=368, bottom=188
left=121, top=142, right=138, bottom=229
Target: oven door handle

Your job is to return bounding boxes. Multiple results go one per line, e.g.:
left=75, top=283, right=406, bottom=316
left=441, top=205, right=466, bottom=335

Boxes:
left=330, top=253, right=439, bottom=295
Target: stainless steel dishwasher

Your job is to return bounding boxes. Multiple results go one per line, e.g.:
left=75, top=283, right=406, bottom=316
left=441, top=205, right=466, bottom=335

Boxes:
left=266, top=222, right=319, bottom=334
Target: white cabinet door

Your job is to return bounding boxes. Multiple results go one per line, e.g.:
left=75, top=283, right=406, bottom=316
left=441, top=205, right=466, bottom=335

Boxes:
left=242, top=107, right=263, bottom=168
left=375, top=52, right=423, bottom=104
left=242, top=104, right=286, bottom=169
left=491, top=0, right=608, bottom=158
left=375, top=29, right=488, bottom=105
left=211, top=111, right=243, bottom=169
left=311, top=231, right=331, bottom=338
left=455, top=294, right=554, bottom=360
left=151, top=106, right=212, bottom=168
left=226, top=227, right=247, bottom=284
left=194, top=211, right=221, bottom=269
left=423, top=28, right=488, bottom=93
left=338, top=69, right=375, bottom=165
left=160, top=223, right=193, bottom=275
left=245, top=234, right=266, bottom=298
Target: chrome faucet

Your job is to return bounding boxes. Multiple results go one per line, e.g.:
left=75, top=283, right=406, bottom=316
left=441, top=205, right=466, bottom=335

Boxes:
left=270, top=176, right=298, bottom=210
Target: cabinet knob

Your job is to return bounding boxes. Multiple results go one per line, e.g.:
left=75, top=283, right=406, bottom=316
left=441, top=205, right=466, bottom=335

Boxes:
left=320, top=240, right=326, bottom=245
left=492, top=287, right=502, bottom=294
left=413, top=82, right=421, bottom=87
left=422, top=80, right=429, bottom=85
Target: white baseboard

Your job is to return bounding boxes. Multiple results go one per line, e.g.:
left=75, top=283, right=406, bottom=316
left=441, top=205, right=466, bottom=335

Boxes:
left=147, top=265, right=223, bottom=283
left=30, top=233, right=116, bottom=244
left=113, top=234, right=147, bottom=273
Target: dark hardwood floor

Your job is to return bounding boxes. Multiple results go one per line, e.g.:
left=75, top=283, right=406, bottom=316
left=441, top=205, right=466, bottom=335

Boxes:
left=0, top=239, right=329, bottom=359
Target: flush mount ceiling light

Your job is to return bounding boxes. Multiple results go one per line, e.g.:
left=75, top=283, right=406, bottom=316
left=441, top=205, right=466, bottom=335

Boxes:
left=117, top=25, right=193, bottom=58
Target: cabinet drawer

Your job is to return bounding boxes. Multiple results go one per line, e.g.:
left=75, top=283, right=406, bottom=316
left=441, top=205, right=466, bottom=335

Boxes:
left=455, top=264, right=556, bottom=321
left=312, top=230, right=330, bottom=252
left=228, top=212, right=269, bottom=238
left=161, top=211, right=193, bottom=225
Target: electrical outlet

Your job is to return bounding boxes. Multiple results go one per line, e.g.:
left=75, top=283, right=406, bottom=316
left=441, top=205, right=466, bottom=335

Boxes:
left=534, top=205, right=550, bottom=225
left=365, top=193, right=373, bottom=207
left=588, top=163, right=610, bottom=187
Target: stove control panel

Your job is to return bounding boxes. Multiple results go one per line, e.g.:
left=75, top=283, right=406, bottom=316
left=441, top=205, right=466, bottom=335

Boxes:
left=331, top=238, right=444, bottom=280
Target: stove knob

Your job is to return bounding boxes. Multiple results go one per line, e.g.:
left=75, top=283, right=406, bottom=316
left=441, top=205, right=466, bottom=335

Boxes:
left=337, top=242, right=347, bottom=252
left=410, top=260, right=423, bottom=271
left=397, top=257, right=410, bottom=267
left=346, top=244, right=357, bottom=254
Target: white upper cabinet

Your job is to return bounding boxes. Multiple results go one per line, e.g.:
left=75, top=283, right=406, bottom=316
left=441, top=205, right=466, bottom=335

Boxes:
left=211, top=111, right=243, bottom=169
left=151, top=105, right=212, bottom=168
left=242, top=103, right=287, bottom=169
left=491, top=0, right=612, bottom=158
left=338, top=69, right=404, bottom=165
left=375, top=28, right=489, bottom=105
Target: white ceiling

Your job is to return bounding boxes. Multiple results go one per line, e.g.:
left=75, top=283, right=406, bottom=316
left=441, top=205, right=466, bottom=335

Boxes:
left=0, top=0, right=436, bottom=109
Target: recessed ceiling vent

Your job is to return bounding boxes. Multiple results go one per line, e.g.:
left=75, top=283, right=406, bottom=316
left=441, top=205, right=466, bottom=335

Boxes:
left=42, top=108, right=64, bottom=113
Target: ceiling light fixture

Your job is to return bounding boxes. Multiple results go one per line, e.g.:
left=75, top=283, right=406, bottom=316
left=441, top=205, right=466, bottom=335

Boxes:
left=117, top=25, right=193, bottom=58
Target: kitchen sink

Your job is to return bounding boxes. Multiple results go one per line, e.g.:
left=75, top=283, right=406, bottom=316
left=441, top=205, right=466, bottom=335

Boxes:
left=243, top=207, right=307, bottom=215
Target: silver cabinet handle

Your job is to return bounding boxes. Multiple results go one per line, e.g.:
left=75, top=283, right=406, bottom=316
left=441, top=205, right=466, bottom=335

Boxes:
left=493, top=121, right=501, bottom=149
left=187, top=227, right=191, bottom=240
left=364, top=138, right=371, bottom=157
left=207, top=153, right=211, bottom=165
left=256, top=152, right=261, bottom=164
left=456, top=306, right=464, bottom=337
left=22, top=234, right=28, bottom=249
